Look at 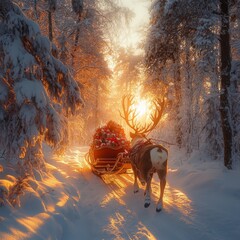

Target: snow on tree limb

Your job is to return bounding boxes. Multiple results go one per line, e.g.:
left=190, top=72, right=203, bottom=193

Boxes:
left=0, top=0, right=15, bottom=18
left=0, top=0, right=83, bottom=176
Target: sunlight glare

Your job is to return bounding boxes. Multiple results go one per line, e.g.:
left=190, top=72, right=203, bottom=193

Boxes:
left=151, top=181, right=194, bottom=224
left=129, top=97, right=155, bottom=125
left=16, top=213, right=50, bottom=236
left=135, top=99, right=148, bottom=117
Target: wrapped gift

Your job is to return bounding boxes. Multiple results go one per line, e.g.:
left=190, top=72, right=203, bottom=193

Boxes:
left=91, top=121, right=130, bottom=151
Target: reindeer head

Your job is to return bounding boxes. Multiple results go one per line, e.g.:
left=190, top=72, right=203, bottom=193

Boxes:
left=120, top=95, right=165, bottom=147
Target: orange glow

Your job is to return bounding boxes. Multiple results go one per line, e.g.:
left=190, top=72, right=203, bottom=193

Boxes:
left=43, top=176, right=61, bottom=188
left=106, top=211, right=158, bottom=239
left=151, top=180, right=193, bottom=222
left=136, top=223, right=158, bottom=240
left=17, top=214, right=49, bottom=233
left=106, top=212, right=125, bottom=237
left=4, top=228, right=28, bottom=240
left=164, top=186, right=193, bottom=217
left=101, top=175, right=126, bottom=207
left=123, top=95, right=167, bottom=129
left=102, top=173, right=193, bottom=225
left=101, top=173, right=193, bottom=239
left=4, top=213, right=51, bottom=239
left=135, top=99, right=148, bottom=117
left=8, top=146, right=192, bottom=240
left=55, top=148, right=88, bottom=170
left=56, top=194, right=69, bottom=207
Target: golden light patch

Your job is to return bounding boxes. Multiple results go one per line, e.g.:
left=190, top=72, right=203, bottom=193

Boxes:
left=135, top=99, right=148, bottom=117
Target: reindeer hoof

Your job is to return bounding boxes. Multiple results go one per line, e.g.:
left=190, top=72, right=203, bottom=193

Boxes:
left=144, top=202, right=150, bottom=208
left=156, top=201, right=163, bottom=212
left=156, top=207, right=162, bottom=212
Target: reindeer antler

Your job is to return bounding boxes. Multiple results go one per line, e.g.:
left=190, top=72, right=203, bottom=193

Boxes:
left=140, top=98, right=165, bottom=134
left=120, top=95, right=139, bottom=132
left=120, top=95, right=165, bottom=135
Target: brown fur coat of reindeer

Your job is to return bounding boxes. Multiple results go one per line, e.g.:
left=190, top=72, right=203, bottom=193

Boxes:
left=121, top=95, right=168, bottom=212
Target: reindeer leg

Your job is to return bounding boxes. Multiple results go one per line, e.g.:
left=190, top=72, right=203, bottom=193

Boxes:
left=156, top=169, right=166, bottom=212
left=144, top=173, right=152, bottom=208
left=133, top=167, right=139, bottom=193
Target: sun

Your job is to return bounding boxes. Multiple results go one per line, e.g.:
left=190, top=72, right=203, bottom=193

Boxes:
left=135, top=99, right=148, bottom=117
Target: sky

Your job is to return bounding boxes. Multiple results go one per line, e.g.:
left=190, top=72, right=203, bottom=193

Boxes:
left=119, top=0, right=150, bottom=51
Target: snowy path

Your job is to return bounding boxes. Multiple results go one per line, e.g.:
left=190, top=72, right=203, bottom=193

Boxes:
left=0, top=146, right=239, bottom=240
left=47, top=146, right=239, bottom=240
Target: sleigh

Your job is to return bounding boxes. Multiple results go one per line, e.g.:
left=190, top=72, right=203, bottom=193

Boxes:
left=86, top=121, right=132, bottom=176
left=86, top=145, right=131, bottom=176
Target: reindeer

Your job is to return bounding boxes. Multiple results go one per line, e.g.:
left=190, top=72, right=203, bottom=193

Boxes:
left=121, top=95, right=168, bottom=212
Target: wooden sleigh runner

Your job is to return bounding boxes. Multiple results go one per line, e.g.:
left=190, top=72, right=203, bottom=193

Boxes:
left=86, top=121, right=131, bottom=176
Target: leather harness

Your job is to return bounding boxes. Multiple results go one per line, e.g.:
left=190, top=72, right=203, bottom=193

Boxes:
left=129, top=140, right=165, bottom=183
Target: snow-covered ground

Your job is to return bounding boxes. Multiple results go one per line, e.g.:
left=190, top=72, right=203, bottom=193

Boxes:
left=0, top=145, right=240, bottom=240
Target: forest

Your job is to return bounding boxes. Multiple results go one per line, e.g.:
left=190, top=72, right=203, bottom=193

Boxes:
left=0, top=0, right=240, bottom=221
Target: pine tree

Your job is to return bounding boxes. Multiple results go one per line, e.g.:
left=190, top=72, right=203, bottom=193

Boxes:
left=145, top=0, right=236, bottom=168
left=145, top=0, right=200, bottom=150
left=0, top=0, right=82, bottom=176
left=17, top=0, right=133, bottom=144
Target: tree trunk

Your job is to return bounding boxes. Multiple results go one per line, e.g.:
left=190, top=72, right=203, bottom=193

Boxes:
left=95, top=82, right=99, bottom=129
left=34, top=0, right=38, bottom=19
left=219, top=0, right=233, bottom=169
left=72, top=12, right=82, bottom=67
left=184, top=41, right=193, bottom=154
left=48, top=11, right=53, bottom=41
left=174, top=54, right=182, bottom=148
left=74, top=13, right=81, bottom=47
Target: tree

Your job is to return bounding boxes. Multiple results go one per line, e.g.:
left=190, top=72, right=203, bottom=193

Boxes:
left=219, top=0, right=233, bottom=169
left=16, top=0, right=133, bottom=144
left=47, top=0, right=57, bottom=41
left=72, top=0, right=83, bottom=63
left=230, top=0, right=240, bottom=163
left=114, top=47, right=143, bottom=92
left=0, top=0, right=82, bottom=176
left=145, top=0, right=204, bottom=151
left=145, top=0, right=237, bottom=168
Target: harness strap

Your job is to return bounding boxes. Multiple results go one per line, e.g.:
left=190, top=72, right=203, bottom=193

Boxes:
left=129, top=141, right=155, bottom=181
